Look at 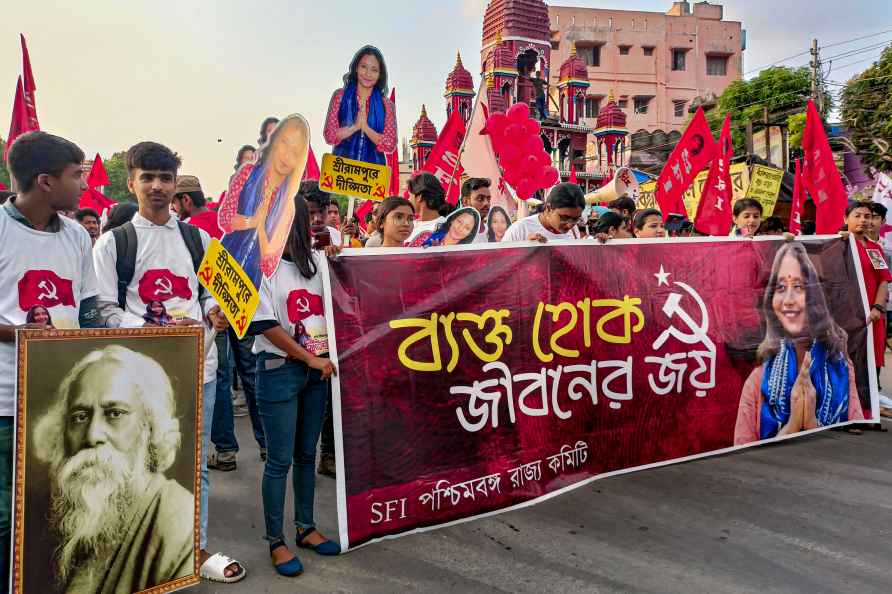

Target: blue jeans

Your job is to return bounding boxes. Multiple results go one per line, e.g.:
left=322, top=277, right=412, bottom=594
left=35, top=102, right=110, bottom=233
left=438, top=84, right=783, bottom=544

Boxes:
left=0, top=417, right=12, bottom=594
left=256, top=354, right=327, bottom=543
left=212, top=332, right=238, bottom=454
left=201, top=379, right=216, bottom=550
left=230, top=330, right=265, bottom=450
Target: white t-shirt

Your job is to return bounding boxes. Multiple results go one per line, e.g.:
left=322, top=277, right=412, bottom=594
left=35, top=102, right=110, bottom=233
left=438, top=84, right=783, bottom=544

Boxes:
left=405, top=217, right=446, bottom=247
left=501, top=214, right=580, bottom=243
left=253, top=253, right=329, bottom=357
left=0, top=208, right=98, bottom=416
left=93, top=213, right=218, bottom=383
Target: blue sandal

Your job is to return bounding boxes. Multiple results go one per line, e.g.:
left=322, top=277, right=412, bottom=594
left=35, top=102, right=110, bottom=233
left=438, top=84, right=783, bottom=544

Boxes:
left=296, top=527, right=341, bottom=556
left=270, top=542, right=303, bottom=577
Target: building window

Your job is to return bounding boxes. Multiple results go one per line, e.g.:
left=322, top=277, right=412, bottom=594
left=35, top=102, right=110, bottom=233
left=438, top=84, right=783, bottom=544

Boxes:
left=633, top=96, right=650, bottom=114
left=617, top=98, right=628, bottom=109
left=619, top=45, right=631, bottom=55
left=672, top=48, right=687, bottom=71
left=642, top=46, right=654, bottom=56
left=707, top=55, right=729, bottom=76
left=673, top=100, right=687, bottom=117
left=579, top=45, right=601, bottom=67
left=584, top=96, right=601, bottom=118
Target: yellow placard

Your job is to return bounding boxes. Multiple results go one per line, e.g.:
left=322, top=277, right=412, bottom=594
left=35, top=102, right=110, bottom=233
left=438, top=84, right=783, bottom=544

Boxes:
left=745, top=164, right=784, bottom=217
left=637, top=180, right=660, bottom=212
left=198, top=239, right=259, bottom=339
left=319, top=153, right=390, bottom=201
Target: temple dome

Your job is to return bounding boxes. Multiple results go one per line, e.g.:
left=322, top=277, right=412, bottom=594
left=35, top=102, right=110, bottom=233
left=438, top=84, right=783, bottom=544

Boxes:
left=411, top=105, right=438, bottom=144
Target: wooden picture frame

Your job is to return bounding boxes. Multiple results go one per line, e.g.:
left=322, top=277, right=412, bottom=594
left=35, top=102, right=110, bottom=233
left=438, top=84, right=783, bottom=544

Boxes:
left=13, top=327, right=204, bottom=594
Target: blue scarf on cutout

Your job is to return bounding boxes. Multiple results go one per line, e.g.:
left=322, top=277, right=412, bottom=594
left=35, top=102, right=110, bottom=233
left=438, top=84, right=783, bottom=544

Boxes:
left=334, top=83, right=386, bottom=165
left=759, top=340, right=850, bottom=439
left=221, top=163, right=289, bottom=288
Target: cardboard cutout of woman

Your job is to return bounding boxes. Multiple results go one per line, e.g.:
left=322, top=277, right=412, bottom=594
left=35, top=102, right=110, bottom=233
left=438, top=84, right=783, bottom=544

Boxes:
left=25, top=305, right=53, bottom=328
left=143, top=300, right=174, bottom=326
left=324, top=45, right=397, bottom=165
left=733, top=242, right=864, bottom=445
left=486, top=206, right=511, bottom=243
left=219, top=114, right=310, bottom=287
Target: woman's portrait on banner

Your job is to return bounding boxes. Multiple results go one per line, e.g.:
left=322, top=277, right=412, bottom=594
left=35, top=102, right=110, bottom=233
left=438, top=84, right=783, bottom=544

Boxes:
left=733, top=242, right=865, bottom=445
left=14, top=328, right=203, bottom=594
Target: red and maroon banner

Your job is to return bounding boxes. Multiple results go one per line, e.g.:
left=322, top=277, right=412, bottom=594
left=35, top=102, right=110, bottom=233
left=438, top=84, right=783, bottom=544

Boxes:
left=802, top=100, right=847, bottom=234
left=656, top=107, right=717, bottom=219
left=694, top=114, right=733, bottom=236
left=325, top=237, right=877, bottom=550
left=423, top=108, right=466, bottom=205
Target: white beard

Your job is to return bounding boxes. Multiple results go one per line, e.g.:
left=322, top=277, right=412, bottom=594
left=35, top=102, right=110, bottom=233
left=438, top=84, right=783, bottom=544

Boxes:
left=49, top=441, right=150, bottom=587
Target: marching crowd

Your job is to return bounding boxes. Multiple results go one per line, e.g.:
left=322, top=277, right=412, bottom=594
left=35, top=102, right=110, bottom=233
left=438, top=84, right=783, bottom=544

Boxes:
left=0, top=124, right=890, bottom=590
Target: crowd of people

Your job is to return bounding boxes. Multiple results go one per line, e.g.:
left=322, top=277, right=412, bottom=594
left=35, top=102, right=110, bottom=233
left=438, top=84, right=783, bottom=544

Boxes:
left=0, top=122, right=890, bottom=590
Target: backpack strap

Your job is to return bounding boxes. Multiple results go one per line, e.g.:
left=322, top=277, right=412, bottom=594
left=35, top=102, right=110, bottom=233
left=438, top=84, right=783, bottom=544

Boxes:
left=177, top=221, right=207, bottom=299
left=112, top=222, right=138, bottom=310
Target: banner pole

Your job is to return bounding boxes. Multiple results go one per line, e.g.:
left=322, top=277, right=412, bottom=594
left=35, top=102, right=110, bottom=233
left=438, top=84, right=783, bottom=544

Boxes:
left=445, top=79, right=487, bottom=205
left=344, top=196, right=356, bottom=245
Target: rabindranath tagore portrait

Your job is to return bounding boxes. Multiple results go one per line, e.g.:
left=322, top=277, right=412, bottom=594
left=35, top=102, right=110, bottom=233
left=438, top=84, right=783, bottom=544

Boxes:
left=32, top=345, right=194, bottom=594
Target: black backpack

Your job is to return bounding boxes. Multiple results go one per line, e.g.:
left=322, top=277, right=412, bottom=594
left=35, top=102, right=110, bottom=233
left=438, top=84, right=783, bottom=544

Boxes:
left=112, top=221, right=206, bottom=309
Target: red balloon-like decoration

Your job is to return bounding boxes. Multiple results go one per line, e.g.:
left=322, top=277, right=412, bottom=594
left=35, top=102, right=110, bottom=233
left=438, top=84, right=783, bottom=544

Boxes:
left=486, top=104, right=559, bottom=200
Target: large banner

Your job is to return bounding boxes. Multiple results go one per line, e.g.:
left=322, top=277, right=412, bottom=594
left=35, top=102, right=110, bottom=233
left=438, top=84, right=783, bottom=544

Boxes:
left=324, top=237, right=877, bottom=551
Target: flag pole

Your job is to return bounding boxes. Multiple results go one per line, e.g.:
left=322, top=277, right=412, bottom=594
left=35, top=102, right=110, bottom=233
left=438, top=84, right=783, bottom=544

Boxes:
left=445, top=78, right=487, bottom=206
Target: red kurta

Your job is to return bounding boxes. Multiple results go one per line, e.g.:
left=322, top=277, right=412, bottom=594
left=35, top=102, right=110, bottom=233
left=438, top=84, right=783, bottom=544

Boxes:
left=855, top=238, right=892, bottom=367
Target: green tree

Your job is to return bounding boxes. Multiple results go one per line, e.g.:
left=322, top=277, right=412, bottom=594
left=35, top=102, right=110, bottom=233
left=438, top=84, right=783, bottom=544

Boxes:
left=0, top=138, right=10, bottom=189
left=102, top=151, right=135, bottom=202
left=704, top=67, right=830, bottom=156
left=841, top=45, right=892, bottom=172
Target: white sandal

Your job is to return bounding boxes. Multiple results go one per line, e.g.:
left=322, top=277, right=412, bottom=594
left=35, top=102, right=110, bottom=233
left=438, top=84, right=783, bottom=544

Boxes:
left=200, top=552, right=247, bottom=583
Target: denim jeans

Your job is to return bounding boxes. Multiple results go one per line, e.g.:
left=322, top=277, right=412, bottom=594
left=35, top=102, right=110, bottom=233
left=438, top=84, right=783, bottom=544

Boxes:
left=200, top=379, right=217, bottom=550
left=256, top=353, right=327, bottom=543
left=0, top=417, right=12, bottom=594
left=212, top=332, right=238, bottom=454
left=229, top=330, right=265, bottom=450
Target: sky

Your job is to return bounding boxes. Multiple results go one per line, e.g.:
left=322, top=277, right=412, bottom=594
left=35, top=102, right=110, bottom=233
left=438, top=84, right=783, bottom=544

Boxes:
left=1, top=0, right=890, bottom=194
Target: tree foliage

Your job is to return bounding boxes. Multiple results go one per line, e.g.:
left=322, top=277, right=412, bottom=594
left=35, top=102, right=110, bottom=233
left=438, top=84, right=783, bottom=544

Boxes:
left=102, top=151, right=135, bottom=202
left=841, top=45, right=892, bottom=172
left=704, top=66, right=829, bottom=155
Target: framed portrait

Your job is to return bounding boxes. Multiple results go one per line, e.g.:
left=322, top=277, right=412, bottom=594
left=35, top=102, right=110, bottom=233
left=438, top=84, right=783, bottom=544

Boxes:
left=13, top=327, right=203, bottom=594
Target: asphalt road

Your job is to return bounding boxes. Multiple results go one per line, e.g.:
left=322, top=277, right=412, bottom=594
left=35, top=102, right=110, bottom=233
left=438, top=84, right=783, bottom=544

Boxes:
left=193, top=413, right=892, bottom=594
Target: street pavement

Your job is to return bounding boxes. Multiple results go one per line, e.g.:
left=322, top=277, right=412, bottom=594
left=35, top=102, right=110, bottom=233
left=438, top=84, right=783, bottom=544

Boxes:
left=194, top=412, right=892, bottom=594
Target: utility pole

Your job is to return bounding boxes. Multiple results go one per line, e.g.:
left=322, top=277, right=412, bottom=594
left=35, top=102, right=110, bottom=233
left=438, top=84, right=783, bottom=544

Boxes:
left=810, top=38, right=821, bottom=112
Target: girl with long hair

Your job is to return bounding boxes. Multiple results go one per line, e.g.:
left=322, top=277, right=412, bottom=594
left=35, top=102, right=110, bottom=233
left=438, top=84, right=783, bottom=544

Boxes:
left=219, top=114, right=310, bottom=287
left=372, top=196, right=415, bottom=248
left=323, top=46, right=397, bottom=164
left=486, top=206, right=511, bottom=243
left=251, top=193, right=341, bottom=576
left=733, top=242, right=864, bottom=445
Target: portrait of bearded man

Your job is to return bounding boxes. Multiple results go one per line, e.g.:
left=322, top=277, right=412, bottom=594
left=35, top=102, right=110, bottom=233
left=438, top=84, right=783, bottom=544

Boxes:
left=30, top=345, right=195, bottom=594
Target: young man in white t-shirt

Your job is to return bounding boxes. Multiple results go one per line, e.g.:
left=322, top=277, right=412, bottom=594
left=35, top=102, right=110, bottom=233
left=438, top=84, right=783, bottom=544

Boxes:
left=405, top=172, right=449, bottom=246
left=0, top=131, right=101, bottom=591
left=91, top=142, right=245, bottom=584
left=461, top=177, right=492, bottom=243
left=502, top=182, right=585, bottom=243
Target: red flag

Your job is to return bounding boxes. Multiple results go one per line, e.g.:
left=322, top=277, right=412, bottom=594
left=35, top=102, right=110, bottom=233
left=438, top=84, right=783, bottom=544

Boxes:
left=801, top=100, right=846, bottom=234
left=569, top=164, right=578, bottom=184
left=386, top=88, right=400, bottom=196
left=5, top=77, right=30, bottom=162
left=789, top=159, right=805, bottom=235
left=86, top=153, right=110, bottom=188
left=694, top=114, right=734, bottom=236
left=303, top=145, right=320, bottom=181
left=656, top=107, right=717, bottom=219
left=422, top=108, right=467, bottom=205
left=355, top=200, right=374, bottom=233
left=78, top=187, right=116, bottom=216
left=20, top=34, right=38, bottom=131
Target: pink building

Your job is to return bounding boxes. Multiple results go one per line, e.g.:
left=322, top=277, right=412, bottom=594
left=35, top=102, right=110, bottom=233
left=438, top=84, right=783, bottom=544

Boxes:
left=548, top=1, right=744, bottom=133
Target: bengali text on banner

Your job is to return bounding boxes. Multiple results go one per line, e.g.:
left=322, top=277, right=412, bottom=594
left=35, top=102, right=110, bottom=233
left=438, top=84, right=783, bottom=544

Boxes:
left=323, top=237, right=878, bottom=550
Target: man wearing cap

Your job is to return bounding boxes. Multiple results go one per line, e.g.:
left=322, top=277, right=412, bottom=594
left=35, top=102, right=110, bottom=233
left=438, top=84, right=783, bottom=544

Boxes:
left=172, top=175, right=222, bottom=240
